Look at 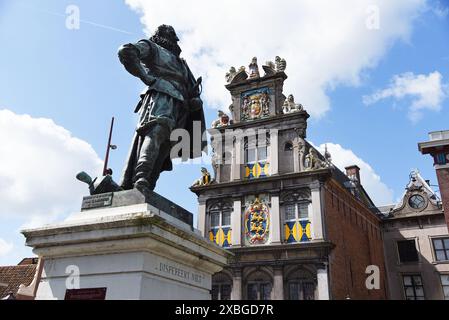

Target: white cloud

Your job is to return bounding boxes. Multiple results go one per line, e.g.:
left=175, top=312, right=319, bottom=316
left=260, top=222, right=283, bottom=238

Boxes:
left=125, top=0, right=425, bottom=118
left=317, top=143, right=394, bottom=206
left=431, top=1, right=449, bottom=18
left=0, top=238, right=13, bottom=257
left=363, top=71, right=448, bottom=122
left=0, top=109, right=103, bottom=227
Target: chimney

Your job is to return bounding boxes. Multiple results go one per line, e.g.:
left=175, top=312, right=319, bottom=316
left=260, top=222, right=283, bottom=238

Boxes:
left=345, top=165, right=361, bottom=184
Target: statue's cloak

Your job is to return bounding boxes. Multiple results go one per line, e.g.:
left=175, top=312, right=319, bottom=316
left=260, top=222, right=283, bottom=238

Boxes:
left=120, top=40, right=207, bottom=190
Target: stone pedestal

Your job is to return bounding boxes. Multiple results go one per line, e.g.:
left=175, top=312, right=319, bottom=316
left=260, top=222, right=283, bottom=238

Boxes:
left=21, top=189, right=231, bottom=300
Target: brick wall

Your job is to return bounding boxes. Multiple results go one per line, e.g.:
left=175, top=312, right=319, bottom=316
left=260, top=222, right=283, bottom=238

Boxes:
left=323, top=179, right=387, bottom=299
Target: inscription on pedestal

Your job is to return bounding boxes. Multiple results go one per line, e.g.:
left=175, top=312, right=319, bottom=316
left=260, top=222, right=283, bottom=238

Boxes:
left=81, top=193, right=113, bottom=210
left=158, top=262, right=204, bottom=285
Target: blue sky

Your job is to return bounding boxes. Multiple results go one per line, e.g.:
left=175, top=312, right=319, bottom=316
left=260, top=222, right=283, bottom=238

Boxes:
left=0, top=0, right=448, bottom=265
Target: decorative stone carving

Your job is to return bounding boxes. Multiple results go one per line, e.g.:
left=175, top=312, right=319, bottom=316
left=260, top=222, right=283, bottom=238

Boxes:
left=211, top=110, right=232, bottom=128
left=282, top=94, right=303, bottom=114
left=304, top=148, right=327, bottom=171
left=248, top=57, right=260, bottom=79
left=241, top=88, right=271, bottom=121
left=210, top=136, right=220, bottom=180
left=298, top=137, right=306, bottom=171
left=192, top=167, right=213, bottom=187
left=262, top=61, right=276, bottom=76
left=275, top=56, right=287, bottom=72
left=294, top=124, right=307, bottom=139
left=324, top=144, right=332, bottom=165
left=244, top=197, right=270, bottom=245
left=228, top=66, right=248, bottom=84
left=261, top=92, right=270, bottom=115
left=225, top=66, right=237, bottom=83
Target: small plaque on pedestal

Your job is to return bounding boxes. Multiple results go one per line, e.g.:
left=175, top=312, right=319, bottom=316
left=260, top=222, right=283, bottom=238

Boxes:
left=81, top=192, right=113, bottom=210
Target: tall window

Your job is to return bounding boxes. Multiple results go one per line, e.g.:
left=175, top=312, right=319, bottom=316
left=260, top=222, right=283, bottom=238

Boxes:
left=286, top=268, right=316, bottom=300
left=433, top=238, right=449, bottom=261
left=212, top=284, right=232, bottom=300
left=247, top=282, right=272, bottom=300
left=288, top=281, right=315, bottom=300
left=246, top=270, right=272, bottom=300
left=283, top=191, right=311, bottom=243
left=244, top=134, right=270, bottom=179
left=284, top=202, right=309, bottom=221
left=212, top=272, right=232, bottom=300
left=403, top=275, right=425, bottom=300
left=208, top=201, right=232, bottom=248
left=397, top=240, right=419, bottom=263
left=440, top=274, right=449, bottom=300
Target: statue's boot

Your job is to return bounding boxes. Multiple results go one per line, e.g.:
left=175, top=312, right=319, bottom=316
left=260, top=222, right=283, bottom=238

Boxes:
left=133, top=124, right=170, bottom=193
left=146, top=140, right=171, bottom=191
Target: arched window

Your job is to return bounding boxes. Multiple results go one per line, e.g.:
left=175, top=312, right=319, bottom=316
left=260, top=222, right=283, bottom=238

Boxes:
left=246, top=270, right=272, bottom=300
left=286, top=268, right=316, bottom=300
left=212, top=272, right=232, bottom=300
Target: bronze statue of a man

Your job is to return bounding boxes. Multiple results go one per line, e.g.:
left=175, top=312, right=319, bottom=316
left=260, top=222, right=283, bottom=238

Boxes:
left=118, top=25, right=206, bottom=193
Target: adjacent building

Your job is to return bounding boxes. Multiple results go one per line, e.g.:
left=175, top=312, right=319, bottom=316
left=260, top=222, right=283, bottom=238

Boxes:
left=381, top=171, right=449, bottom=300
left=191, top=58, right=387, bottom=300
left=418, top=130, right=449, bottom=231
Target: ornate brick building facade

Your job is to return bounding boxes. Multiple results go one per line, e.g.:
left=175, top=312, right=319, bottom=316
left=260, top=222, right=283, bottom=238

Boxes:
left=191, top=58, right=387, bottom=300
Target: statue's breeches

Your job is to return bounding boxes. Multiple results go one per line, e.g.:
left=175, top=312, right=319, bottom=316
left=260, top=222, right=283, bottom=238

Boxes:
left=131, top=91, right=187, bottom=190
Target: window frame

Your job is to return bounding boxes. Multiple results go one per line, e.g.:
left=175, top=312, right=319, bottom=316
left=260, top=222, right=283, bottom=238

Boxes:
left=211, top=283, right=232, bottom=300
left=440, top=273, right=449, bottom=300
left=432, top=237, right=449, bottom=262
left=244, top=135, right=270, bottom=165
left=246, top=281, right=272, bottom=300
left=402, top=274, right=425, bottom=300
left=283, top=201, right=310, bottom=222
left=396, top=239, right=419, bottom=264
left=287, top=280, right=316, bottom=300
left=209, top=204, right=232, bottom=230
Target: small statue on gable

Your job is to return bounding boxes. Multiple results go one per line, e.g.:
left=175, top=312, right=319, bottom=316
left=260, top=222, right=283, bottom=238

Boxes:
left=304, top=148, right=326, bottom=171
left=282, top=94, right=303, bottom=114
left=248, top=57, right=260, bottom=78
left=225, top=66, right=237, bottom=83
left=192, top=167, right=213, bottom=187
left=275, top=56, right=287, bottom=72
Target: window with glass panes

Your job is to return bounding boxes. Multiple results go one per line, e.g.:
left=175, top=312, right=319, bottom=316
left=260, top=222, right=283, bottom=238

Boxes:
left=433, top=238, right=449, bottom=261
left=284, top=200, right=310, bottom=243
left=211, top=283, right=232, bottom=300
left=247, top=282, right=272, bottom=300
left=210, top=207, right=231, bottom=229
left=403, top=275, right=425, bottom=300
left=284, top=202, right=309, bottom=221
left=208, top=202, right=233, bottom=247
left=440, top=274, right=449, bottom=300
left=245, top=141, right=268, bottom=164
left=288, top=281, right=315, bottom=300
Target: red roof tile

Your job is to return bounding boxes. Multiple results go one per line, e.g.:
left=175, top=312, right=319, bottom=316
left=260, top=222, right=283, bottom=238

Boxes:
left=0, top=263, right=37, bottom=299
